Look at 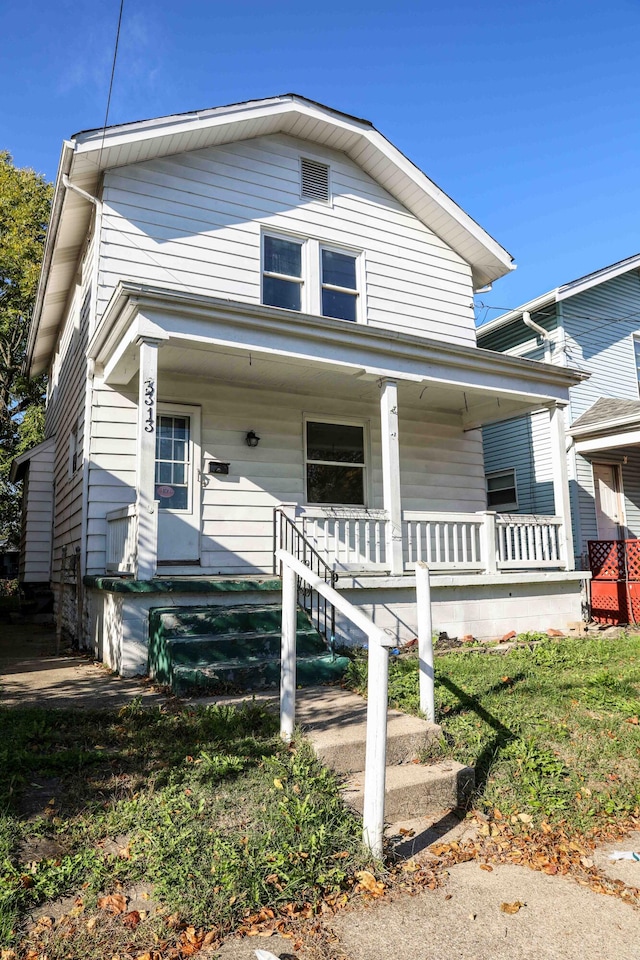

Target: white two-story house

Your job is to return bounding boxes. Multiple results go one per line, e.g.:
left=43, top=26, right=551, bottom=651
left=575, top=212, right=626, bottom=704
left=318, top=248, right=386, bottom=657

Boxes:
left=17, top=95, right=588, bottom=678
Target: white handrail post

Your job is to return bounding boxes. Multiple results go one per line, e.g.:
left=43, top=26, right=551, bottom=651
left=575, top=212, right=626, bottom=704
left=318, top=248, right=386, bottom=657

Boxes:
left=480, top=510, right=497, bottom=573
left=549, top=402, right=575, bottom=570
left=362, top=635, right=388, bottom=858
left=280, top=561, right=297, bottom=742
left=416, top=562, right=435, bottom=722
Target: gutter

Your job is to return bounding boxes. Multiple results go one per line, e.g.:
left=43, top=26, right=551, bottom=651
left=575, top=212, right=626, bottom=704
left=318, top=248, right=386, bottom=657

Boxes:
left=90, top=281, right=590, bottom=394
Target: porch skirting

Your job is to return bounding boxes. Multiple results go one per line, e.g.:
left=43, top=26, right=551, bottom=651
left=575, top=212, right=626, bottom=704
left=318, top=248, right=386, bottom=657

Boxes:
left=84, top=572, right=588, bottom=678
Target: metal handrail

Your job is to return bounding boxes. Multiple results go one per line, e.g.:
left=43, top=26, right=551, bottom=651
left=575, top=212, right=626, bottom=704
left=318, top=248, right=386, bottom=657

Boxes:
left=273, top=507, right=338, bottom=652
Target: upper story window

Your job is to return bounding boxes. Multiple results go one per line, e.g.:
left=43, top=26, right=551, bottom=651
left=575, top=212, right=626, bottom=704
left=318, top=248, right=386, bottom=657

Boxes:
left=262, top=235, right=303, bottom=311
left=321, top=248, right=358, bottom=322
left=633, top=337, right=640, bottom=394
left=262, top=233, right=362, bottom=322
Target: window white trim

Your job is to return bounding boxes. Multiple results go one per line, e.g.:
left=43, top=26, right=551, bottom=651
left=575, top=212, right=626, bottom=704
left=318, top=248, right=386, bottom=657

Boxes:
left=303, top=414, right=370, bottom=507
left=261, top=232, right=306, bottom=313
left=486, top=468, right=518, bottom=511
left=260, top=230, right=365, bottom=323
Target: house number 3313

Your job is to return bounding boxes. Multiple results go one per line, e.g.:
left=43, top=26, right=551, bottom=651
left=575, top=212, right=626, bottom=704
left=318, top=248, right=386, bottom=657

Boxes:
left=144, top=379, right=155, bottom=433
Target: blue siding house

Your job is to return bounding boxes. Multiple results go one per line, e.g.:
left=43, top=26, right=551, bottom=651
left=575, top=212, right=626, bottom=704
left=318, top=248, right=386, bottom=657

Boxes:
left=478, top=254, right=640, bottom=568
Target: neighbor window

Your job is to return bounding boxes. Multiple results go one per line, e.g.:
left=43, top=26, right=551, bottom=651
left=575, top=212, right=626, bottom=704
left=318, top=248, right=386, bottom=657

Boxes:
left=321, top=248, right=358, bottom=322
left=486, top=469, right=518, bottom=510
left=262, top=235, right=303, bottom=311
left=634, top=338, right=640, bottom=395
left=306, top=420, right=366, bottom=505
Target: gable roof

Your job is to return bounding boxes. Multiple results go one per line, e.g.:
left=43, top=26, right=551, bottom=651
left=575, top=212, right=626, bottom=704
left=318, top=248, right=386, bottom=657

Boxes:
left=27, top=94, right=515, bottom=376
left=477, top=252, right=640, bottom=339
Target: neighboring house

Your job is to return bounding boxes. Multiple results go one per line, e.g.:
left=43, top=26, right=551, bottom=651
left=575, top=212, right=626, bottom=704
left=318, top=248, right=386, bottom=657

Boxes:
left=17, top=95, right=588, bottom=676
left=478, top=253, right=640, bottom=585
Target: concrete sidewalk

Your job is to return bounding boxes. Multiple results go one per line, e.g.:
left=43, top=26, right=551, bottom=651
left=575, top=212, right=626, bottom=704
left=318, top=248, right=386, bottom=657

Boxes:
left=0, top=623, right=164, bottom=709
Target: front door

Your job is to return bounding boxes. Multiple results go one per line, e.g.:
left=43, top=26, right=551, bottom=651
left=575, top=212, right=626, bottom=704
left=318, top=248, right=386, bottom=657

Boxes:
left=593, top=462, right=624, bottom=540
left=155, top=404, right=201, bottom=563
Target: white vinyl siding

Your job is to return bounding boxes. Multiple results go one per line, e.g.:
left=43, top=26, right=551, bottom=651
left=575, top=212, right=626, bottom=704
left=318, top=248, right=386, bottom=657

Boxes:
left=85, top=375, right=486, bottom=576
left=44, top=237, right=95, bottom=577
left=98, top=133, right=475, bottom=345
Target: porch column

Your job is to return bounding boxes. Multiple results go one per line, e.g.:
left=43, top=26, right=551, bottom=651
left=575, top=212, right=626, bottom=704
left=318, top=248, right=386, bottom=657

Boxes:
left=549, top=402, right=575, bottom=571
left=135, top=337, right=162, bottom=580
left=379, top=378, right=403, bottom=575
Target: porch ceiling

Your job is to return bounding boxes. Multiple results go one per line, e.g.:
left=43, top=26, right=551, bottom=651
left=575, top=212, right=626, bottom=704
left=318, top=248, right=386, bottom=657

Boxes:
left=107, top=336, right=560, bottom=428
left=93, top=283, right=587, bottom=430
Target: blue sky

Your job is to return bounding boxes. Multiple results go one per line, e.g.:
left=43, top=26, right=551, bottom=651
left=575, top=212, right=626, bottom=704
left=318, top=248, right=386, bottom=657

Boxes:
left=2, top=0, right=640, bottom=320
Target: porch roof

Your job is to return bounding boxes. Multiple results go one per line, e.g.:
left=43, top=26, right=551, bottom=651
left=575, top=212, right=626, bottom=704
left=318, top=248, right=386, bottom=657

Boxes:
left=92, top=282, right=588, bottom=430
left=569, top=397, right=640, bottom=453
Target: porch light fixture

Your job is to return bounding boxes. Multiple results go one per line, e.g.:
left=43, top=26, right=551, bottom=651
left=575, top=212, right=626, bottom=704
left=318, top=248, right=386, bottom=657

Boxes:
left=245, top=430, right=260, bottom=448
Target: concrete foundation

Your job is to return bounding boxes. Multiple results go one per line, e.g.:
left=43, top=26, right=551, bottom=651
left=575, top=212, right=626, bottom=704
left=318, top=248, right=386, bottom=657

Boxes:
left=85, top=570, right=588, bottom=678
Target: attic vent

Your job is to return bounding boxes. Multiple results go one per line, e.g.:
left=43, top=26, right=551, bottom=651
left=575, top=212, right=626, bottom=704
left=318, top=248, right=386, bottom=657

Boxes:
left=301, top=158, right=330, bottom=202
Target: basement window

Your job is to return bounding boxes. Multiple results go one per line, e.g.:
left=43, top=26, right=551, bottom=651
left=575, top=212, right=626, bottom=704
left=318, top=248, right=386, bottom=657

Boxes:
left=486, top=469, right=518, bottom=510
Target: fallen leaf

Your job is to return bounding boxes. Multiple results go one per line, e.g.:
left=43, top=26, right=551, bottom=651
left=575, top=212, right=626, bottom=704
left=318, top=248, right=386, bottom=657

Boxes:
left=355, top=869, right=385, bottom=896
left=479, top=863, right=493, bottom=872
left=86, top=916, right=98, bottom=932
left=517, top=813, right=533, bottom=824
left=273, top=778, right=284, bottom=789
left=626, top=716, right=639, bottom=725
left=123, top=910, right=141, bottom=929
left=98, top=894, right=127, bottom=915
left=500, top=901, right=525, bottom=914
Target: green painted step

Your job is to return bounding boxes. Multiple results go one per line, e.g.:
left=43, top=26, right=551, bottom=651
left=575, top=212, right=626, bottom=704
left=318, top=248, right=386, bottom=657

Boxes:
left=153, top=604, right=309, bottom=641
left=148, top=602, right=349, bottom=694
left=171, top=653, right=351, bottom=697
left=167, top=629, right=326, bottom=666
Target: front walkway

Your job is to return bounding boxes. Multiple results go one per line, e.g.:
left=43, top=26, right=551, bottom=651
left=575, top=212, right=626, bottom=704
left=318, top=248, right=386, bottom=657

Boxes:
left=0, top=624, right=164, bottom=709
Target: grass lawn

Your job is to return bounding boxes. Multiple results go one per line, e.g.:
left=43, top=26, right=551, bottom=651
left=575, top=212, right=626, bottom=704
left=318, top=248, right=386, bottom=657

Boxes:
left=346, top=632, right=640, bottom=832
left=0, top=699, right=370, bottom=958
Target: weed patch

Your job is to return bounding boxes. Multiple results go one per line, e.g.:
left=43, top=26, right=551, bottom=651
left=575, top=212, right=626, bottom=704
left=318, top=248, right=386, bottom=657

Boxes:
left=0, top=701, right=369, bottom=956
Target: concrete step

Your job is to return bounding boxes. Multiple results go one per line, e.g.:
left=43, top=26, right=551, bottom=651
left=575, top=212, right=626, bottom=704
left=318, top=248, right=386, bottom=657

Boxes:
left=295, top=686, right=442, bottom=773
left=342, top=761, right=475, bottom=821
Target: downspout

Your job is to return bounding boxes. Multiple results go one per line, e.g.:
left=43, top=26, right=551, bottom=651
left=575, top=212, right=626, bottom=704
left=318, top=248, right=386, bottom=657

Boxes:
left=69, top=176, right=102, bottom=604
left=523, top=311, right=552, bottom=362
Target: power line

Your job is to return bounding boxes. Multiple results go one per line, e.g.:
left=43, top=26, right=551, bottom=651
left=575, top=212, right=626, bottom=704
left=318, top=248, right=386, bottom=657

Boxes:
left=97, top=0, right=125, bottom=170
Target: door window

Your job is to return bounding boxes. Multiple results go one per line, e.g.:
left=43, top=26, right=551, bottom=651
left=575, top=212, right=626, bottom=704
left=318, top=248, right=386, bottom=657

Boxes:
left=155, top=415, right=190, bottom=510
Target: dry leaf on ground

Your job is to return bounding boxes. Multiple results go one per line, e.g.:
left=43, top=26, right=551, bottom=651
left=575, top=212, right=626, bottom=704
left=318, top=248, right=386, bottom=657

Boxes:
left=500, top=900, right=525, bottom=914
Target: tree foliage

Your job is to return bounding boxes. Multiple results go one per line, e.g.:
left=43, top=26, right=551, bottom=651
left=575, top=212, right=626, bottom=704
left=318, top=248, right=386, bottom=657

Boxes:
left=0, top=151, right=53, bottom=546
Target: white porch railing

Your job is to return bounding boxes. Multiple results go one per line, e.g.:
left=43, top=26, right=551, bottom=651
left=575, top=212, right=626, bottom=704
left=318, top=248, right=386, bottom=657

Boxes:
left=496, top=514, right=563, bottom=569
left=105, top=504, right=138, bottom=574
left=296, top=507, right=567, bottom=574
left=298, top=507, right=388, bottom=570
left=403, top=511, right=485, bottom=571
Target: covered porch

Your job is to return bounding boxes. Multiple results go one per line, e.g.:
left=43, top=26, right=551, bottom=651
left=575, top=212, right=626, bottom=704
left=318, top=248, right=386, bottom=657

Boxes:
left=90, top=282, right=584, bottom=586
